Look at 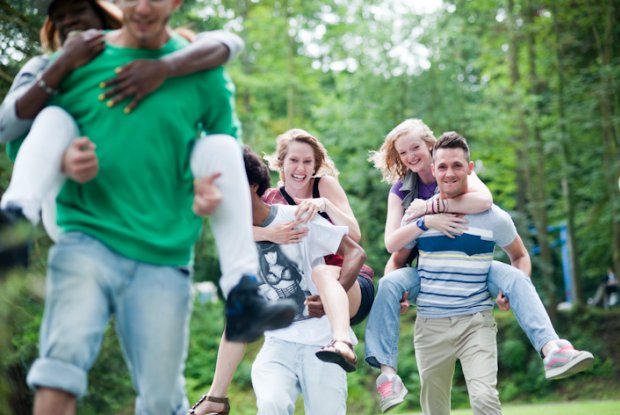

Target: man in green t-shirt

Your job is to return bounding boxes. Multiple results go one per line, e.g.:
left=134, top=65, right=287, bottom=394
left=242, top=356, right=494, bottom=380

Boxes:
left=26, top=1, right=295, bottom=414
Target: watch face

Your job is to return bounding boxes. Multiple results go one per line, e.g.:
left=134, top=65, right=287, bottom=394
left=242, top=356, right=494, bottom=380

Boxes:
left=416, top=217, right=427, bottom=231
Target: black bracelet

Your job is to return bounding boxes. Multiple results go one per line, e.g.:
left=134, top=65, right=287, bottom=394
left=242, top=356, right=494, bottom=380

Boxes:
left=35, top=73, right=58, bottom=95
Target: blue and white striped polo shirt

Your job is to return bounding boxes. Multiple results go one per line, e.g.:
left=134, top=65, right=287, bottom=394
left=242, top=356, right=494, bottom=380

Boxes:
left=414, top=205, right=517, bottom=318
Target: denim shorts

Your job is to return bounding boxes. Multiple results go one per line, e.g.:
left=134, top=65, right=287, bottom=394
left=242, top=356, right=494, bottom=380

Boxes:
left=350, top=275, right=375, bottom=326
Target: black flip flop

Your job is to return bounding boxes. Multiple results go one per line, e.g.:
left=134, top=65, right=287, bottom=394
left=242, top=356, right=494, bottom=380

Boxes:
left=315, top=339, right=357, bottom=372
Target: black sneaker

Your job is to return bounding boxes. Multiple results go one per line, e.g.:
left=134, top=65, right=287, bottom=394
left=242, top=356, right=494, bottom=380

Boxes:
left=0, top=206, right=32, bottom=275
left=225, top=275, right=298, bottom=342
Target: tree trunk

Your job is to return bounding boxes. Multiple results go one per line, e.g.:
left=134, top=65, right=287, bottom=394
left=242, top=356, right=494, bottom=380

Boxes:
left=236, top=0, right=254, bottom=138
left=589, top=0, right=620, bottom=277
left=507, top=0, right=529, bottom=216
left=285, top=0, right=295, bottom=128
left=551, top=1, right=583, bottom=306
left=523, top=0, right=558, bottom=316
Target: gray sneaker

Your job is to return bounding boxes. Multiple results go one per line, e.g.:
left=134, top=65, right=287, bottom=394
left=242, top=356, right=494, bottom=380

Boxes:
left=376, top=373, right=408, bottom=413
left=543, top=339, right=594, bottom=380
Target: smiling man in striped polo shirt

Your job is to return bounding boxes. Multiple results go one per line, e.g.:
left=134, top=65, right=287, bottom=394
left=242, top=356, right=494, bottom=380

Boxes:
left=373, top=131, right=592, bottom=414
left=411, top=132, right=528, bottom=415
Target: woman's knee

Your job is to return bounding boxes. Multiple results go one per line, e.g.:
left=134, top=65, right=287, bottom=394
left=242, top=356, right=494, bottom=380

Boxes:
left=190, top=134, right=240, bottom=177
left=311, top=264, right=340, bottom=284
left=194, top=134, right=237, bottom=154
left=37, top=105, right=73, bottom=123
left=488, top=261, right=532, bottom=296
left=31, top=106, right=79, bottom=144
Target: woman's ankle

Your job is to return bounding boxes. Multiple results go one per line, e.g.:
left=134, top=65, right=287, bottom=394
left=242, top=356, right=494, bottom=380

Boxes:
left=380, top=365, right=397, bottom=376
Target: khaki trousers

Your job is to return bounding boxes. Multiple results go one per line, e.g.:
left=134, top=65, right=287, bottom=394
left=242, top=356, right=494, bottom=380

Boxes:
left=414, top=311, right=501, bottom=415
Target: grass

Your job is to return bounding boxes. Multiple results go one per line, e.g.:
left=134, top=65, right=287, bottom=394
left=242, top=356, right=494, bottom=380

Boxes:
left=404, top=400, right=620, bottom=415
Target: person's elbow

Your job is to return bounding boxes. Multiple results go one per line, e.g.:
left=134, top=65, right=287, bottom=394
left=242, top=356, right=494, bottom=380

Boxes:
left=517, top=252, right=532, bottom=275
left=384, top=234, right=397, bottom=254
left=344, top=240, right=366, bottom=267
left=201, top=30, right=245, bottom=61
left=227, top=33, right=245, bottom=56
left=480, top=196, right=493, bottom=211
left=385, top=238, right=402, bottom=254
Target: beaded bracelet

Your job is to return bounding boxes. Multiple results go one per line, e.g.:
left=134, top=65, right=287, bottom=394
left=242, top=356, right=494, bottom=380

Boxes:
left=35, top=73, right=58, bottom=95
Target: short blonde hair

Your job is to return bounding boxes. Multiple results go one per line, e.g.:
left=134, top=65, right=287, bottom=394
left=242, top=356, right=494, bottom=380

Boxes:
left=368, top=119, right=436, bottom=183
left=264, top=128, right=339, bottom=182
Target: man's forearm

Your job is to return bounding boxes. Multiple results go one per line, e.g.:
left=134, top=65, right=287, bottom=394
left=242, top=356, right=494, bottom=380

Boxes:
left=339, top=252, right=365, bottom=292
left=504, top=235, right=532, bottom=277
left=510, top=256, right=531, bottom=277
left=338, top=237, right=366, bottom=292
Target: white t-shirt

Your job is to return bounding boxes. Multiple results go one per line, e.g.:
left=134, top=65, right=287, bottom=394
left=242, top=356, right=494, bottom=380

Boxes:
left=257, top=204, right=353, bottom=346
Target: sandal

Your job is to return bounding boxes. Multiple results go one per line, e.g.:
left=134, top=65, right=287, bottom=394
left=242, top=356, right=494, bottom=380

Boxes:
left=188, top=395, right=230, bottom=415
left=315, top=339, right=357, bottom=372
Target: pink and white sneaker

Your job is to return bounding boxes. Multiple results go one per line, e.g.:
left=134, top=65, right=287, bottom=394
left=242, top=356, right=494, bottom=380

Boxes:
left=543, top=339, right=594, bottom=380
left=376, top=373, right=408, bottom=413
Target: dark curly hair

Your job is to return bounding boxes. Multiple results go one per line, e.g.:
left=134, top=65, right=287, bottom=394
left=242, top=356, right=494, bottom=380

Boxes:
left=243, top=146, right=270, bottom=197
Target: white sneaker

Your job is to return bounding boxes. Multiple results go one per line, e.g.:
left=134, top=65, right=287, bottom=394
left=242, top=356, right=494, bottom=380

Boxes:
left=543, top=339, right=594, bottom=380
left=376, top=373, right=408, bottom=413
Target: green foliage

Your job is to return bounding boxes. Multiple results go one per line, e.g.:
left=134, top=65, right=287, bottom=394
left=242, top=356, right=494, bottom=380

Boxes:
left=0, top=269, right=136, bottom=415
left=0, top=1, right=44, bottom=97
left=3, top=272, right=620, bottom=413
left=1, top=0, right=620, bottom=412
left=3, top=0, right=619, bottom=294
left=499, top=338, right=528, bottom=372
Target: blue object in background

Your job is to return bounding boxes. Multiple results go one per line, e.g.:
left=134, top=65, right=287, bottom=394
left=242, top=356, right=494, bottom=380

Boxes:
left=530, top=223, right=572, bottom=303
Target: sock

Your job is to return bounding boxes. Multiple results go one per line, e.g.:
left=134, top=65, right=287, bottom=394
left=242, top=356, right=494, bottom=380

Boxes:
left=542, top=340, right=559, bottom=358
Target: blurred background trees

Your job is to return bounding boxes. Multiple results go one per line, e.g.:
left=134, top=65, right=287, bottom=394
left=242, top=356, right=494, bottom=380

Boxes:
left=1, top=0, right=619, bottom=413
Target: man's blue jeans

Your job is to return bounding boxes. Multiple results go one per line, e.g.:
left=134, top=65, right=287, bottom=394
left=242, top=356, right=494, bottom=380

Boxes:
left=364, top=261, right=559, bottom=369
left=27, top=232, right=192, bottom=415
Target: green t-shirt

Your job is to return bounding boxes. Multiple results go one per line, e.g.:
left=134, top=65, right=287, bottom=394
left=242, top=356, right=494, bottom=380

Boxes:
left=51, top=34, right=240, bottom=266
left=6, top=136, right=23, bottom=161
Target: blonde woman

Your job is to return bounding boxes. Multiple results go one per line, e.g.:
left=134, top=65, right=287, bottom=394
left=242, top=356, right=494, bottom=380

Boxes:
left=364, top=119, right=592, bottom=413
